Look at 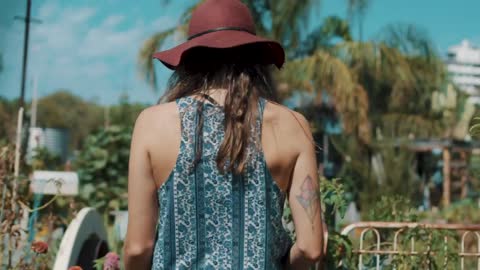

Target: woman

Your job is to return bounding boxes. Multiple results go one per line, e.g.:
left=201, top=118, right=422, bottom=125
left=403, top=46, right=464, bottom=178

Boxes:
left=123, top=0, right=324, bottom=269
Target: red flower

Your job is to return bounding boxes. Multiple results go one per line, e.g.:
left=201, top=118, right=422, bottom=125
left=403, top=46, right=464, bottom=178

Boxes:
left=68, top=266, right=83, bottom=270
left=31, top=241, right=48, bottom=254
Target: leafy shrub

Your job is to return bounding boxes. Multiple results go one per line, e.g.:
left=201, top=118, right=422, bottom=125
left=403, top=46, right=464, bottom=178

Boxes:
left=75, top=125, right=132, bottom=213
left=360, top=196, right=460, bottom=270
left=440, top=199, right=480, bottom=224
left=367, top=196, right=419, bottom=222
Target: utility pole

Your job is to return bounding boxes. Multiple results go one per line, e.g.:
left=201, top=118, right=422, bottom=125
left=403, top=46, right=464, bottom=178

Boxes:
left=30, top=75, right=38, bottom=127
left=14, top=0, right=41, bottom=107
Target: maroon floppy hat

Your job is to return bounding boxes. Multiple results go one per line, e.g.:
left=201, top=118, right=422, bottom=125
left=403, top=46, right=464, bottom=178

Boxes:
left=153, top=0, right=285, bottom=70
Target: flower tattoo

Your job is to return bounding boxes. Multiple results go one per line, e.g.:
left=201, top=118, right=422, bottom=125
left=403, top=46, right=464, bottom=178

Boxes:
left=295, top=175, right=319, bottom=229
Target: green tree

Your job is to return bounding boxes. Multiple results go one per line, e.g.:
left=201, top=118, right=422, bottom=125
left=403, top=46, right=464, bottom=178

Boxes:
left=36, top=90, right=104, bottom=149
left=325, top=24, right=462, bottom=208
left=278, top=19, right=463, bottom=209
left=109, top=94, right=147, bottom=128
left=361, top=23, right=457, bottom=138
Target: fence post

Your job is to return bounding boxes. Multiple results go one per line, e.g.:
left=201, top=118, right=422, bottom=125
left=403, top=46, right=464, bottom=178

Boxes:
left=442, top=148, right=451, bottom=207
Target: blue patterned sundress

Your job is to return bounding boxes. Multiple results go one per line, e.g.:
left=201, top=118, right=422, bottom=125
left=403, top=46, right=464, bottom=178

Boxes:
left=151, top=96, right=293, bottom=269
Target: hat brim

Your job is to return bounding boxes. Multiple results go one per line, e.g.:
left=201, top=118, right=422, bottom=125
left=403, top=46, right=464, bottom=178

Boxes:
left=153, top=30, right=285, bottom=70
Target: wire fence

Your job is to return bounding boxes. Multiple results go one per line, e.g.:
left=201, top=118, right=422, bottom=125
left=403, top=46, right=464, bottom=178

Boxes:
left=340, top=222, right=480, bottom=270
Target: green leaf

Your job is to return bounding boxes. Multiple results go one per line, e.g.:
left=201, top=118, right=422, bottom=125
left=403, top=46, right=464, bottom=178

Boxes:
left=82, top=183, right=96, bottom=198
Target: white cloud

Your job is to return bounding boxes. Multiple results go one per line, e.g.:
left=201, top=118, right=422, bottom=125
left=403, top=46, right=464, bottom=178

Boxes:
left=37, top=2, right=58, bottom=19
left=79, top=21, right=145, bottom=58
left=151, top=16, right=176, bottom=31
left=82, top=61, right=110, bottom=78
left=31, top=7, right=97, bottom=51
left=103, top=15, right=125, bottom=28
left=60, top=7, right=96, bottom=24
left=1, top=1, right=173, bottom=103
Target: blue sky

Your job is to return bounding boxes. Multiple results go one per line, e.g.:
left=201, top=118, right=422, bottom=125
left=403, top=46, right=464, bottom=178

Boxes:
left=1, top=0, right=479, bottom=105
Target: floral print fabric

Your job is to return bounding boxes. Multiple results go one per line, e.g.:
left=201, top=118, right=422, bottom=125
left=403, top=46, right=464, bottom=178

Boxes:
left=152, top=96, right=292, bottom=270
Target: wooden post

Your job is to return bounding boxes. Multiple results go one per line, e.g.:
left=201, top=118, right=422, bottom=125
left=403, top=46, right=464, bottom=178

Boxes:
left=12, top=108, right=24, bottom=213
left=442, top=148, right=451, bottom=207
left=460, top=151, right=468, bottom=199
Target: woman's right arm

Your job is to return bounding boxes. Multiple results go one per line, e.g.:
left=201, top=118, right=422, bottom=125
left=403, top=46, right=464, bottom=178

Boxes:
left=285, top=113, right=324, bottom=269
left=123, top=110, right=159, bottom=270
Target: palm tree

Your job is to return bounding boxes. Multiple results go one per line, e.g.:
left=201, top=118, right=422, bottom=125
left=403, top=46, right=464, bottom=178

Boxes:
left=346, top=0, right=372, bottom=41
left=140, top=1, right=462, bottom=141
left=138, top=0, right=370, bottom=140
left=372, top=23, right=454, bottom=138
left=140, top=1, right=452, bottom=142
left=327, top=24, right=467, bottom=208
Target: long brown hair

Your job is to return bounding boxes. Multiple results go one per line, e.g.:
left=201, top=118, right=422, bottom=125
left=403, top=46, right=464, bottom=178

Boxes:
left=160, top=46, right=278, bottom=175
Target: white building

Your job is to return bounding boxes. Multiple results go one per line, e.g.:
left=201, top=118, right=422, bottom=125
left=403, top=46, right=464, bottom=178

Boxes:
left=447, top=40, right=480, bottom=101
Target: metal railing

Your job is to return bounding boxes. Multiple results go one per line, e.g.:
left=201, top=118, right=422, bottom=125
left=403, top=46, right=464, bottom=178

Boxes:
left=340, top=222, right=480, bottom=270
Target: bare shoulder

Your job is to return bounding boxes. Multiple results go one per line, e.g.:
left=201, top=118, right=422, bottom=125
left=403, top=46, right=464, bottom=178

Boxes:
left=135, top=102, right=178, bottom=127
left=263, top=101, right=313, bottom=142
left=132, top=102, right=179, bottom=143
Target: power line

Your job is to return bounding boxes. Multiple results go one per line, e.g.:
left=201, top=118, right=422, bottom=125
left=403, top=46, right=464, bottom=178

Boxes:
left=14, top=0, right=41, bottom=108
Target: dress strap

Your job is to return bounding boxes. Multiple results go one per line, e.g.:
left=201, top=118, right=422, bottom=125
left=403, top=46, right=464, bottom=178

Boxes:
left=255, top=98, right=266, bottom=151
left=258, top=97, right=266, bottom=121
left=200, top=93, right=222, bottom=107
left=174, top=96, right=198, bottom=171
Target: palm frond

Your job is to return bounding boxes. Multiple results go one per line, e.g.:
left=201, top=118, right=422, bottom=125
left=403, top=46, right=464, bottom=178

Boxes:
left=331, top=39, right=454, bottom=141
left=380, top=113, right=445, bottom=138
left=376, top=23, right=438, bottom=60
left=376, top=29, right=447, bottom=114
left=241, top=0, right=270, bottom=35
left=346, top=0, right=372, bottom=39
left=346, top=0, right=371, bottom=22
left=281, top=50, right=371, bottom=143
left=269, top=0, right=321, bottom=49
left=296, top=16, right=352, bottom=57
left=138, top=0, right=202, bottom=90
left=336, top=42, right=416, bottom=86
left=180, top=0, right=206, bottom=25
left=334, top=41, right=443, bottom=116
left=281, top=50, right=355, bottom=94
left=138, top=28, right=176, bottom=90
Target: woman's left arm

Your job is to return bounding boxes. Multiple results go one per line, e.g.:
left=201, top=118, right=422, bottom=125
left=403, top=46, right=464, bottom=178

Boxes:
left=123, top=111, right=159, bottom=270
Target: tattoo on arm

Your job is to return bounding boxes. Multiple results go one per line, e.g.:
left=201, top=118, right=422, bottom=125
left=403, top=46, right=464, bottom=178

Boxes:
left=295, top=175, right=319, bottom=229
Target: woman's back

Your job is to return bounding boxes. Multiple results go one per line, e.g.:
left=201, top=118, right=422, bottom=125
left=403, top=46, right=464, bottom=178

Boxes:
left=147, top=93, right=309, bottom=199
left=148, top=95, right=294, bottom=269
left=126, top=91, right=324, bottom=270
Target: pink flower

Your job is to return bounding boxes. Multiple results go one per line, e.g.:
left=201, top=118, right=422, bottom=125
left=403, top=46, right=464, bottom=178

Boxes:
left=103, top=252, right=120, bottom=270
